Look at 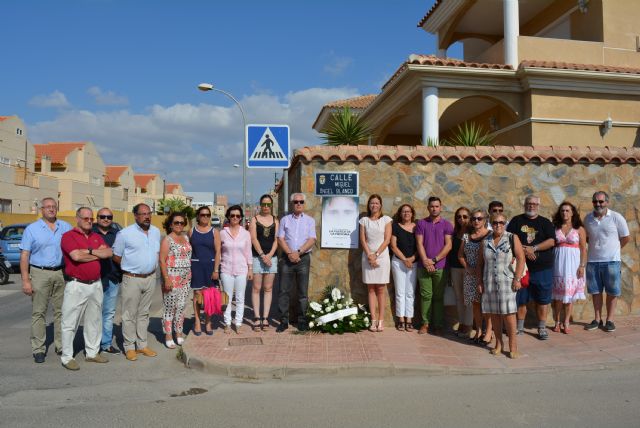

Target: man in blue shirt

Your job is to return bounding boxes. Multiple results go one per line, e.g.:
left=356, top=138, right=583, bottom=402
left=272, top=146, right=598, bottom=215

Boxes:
left=92, top=207, right=123, bottom=354
left=19, top=197, right=72, bottom=363
left=112, top=203, right=161, bottom=361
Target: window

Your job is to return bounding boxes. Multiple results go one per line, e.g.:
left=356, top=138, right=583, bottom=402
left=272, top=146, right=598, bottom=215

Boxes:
left=16, top=128, right=23, bottom=135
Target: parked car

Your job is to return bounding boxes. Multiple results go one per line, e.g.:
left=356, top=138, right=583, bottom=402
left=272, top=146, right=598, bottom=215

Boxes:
left=211, top=216, right=221, bottom=227
left=0, top=223, right=28, bottom=270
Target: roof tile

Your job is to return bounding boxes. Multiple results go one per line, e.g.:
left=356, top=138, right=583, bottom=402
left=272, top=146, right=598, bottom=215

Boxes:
left=134, top=174, right=157, bottom=189
left=417, top=0, right=443, bottom=27
left=34, top=142, right=86, bottom=164
left=323, top=95, right=377, bottom=109
left=519, top=60, right=640, bottom=75
left=292, top=145, right=640, bottom=168
left=105, top=165, right=128, bottom=183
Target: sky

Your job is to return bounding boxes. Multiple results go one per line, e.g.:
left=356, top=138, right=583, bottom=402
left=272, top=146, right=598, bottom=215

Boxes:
left=1, top=0, right=458, bottom=203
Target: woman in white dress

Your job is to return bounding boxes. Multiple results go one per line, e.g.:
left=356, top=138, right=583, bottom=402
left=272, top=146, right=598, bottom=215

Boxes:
left=359, top=194, right=392, bottom=332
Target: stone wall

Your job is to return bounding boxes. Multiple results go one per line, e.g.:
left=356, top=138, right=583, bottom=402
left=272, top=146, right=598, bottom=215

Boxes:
left=279, top=145, right=640, bottom=323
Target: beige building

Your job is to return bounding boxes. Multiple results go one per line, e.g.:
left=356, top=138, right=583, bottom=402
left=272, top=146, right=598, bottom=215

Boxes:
left=104, top=165, right=135, bottom=212
left=34, top=141, right=106, bottom=212
left=0, top=116, right=58, bottom=213
left=314, top=0, right=640, bottom=148
left=132, top=173, right=163, bottom=212
left=164, top=183, right=192, bottom=206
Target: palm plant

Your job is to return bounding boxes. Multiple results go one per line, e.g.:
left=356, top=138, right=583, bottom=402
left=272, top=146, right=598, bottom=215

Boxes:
left=321, top=106, right=372, bottom=146
left=441, top=122, right=494, bottom=146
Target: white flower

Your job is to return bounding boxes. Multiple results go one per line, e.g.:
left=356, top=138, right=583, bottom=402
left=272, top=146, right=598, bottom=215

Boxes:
left=331, top=288, right=342, bottom=301
left=350, top=315, right=356, bottom=320
left=309, top=321, right=315, bottom=328
left=349, top=321, right=353, bottom=326
left=326, top=306, right=333, bottom=312
left=332, top=323, right=338, bottom=328
left=347, top=298, right=353, bottom=305
left=323, top=298, right=329, bottom=304
left=364, top=317, right=369, bottom=323
left=337, top=304, right=343, bottom=309
left=310, top=301, right=322, bottom=312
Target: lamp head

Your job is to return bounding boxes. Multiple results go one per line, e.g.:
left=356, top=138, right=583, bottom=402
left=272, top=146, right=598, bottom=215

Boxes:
left=198, top=83, right=214, bottom=91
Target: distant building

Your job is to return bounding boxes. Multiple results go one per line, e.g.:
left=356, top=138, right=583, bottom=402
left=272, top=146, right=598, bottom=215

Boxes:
left=215, top=194, right=228, bottom=207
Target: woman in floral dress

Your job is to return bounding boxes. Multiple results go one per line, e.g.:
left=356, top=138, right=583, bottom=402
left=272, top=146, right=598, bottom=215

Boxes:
left=551, top=201, right=587, bottom=334
left=159, top=212, right=192, bottom=349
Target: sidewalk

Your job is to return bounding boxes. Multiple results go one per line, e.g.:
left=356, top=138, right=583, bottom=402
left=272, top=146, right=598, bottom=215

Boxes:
left=181, top=316, right=640, bottom=379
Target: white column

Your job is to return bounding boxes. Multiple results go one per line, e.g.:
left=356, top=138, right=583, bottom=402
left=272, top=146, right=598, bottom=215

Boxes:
left=503, top=0, right=519, bottom=68
left=422, top=87, right=439, bottom=146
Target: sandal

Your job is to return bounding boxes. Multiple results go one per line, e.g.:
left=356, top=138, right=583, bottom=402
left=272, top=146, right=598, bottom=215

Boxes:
left=396, top=321, right=404, bottom=331
left=369, top=320, right=378, bottom=332
left=508, top=351, right=520, bottom=359
left=489, top=346, right=502, bottom=355
left=552, top=323, right=561, bottom=333
left=253, top=318, right=261, bottom=332
left=563, top=324, right=571, bottom=334
left=377, top=320, right=384, bottom=332
left=261, top=318, right=270, bottom=331
left=205, top=323, right=214, bottom=336
left=405, top=322, right=414, bottom=332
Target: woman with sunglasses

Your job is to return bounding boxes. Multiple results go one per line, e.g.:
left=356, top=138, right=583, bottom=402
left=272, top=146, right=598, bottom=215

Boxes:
left=477, top=213, right=525, bottom=359
left=359, top=194, right=392, bottom=332
left=551, top=201, right=586, bottom=334
left=389, top=204, right=417, bottom=331
left=189, top=206, right=221, bottom=336
left=220, top=205, right=253, bottom=334
left=159, top=212, right=192, bottom=348
left=250, top=194, right=279, bottom=331
left=449, top=207, right=472, bottom=338
left=458, top=209, right=491, bottom=344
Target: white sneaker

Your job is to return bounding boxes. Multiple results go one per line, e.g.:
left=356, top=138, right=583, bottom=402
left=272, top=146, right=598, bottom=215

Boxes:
left=176, top=336, right=184, bottom=346
left=165, top=339, right=176, bottom=349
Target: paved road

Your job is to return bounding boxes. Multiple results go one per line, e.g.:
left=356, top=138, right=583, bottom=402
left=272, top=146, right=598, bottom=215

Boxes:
left=1, top=273, right=638, bottom=427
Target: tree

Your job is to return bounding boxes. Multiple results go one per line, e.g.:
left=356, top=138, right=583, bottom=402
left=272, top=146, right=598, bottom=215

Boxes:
left=157, top=197, right=195, bottom=219
left=320, top=106, right=373, bottom=146
left=441, top=122, right=494, bottom=147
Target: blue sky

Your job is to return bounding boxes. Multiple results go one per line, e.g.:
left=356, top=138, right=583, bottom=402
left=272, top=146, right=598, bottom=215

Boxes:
left=1, top=0, right=455, bottom=203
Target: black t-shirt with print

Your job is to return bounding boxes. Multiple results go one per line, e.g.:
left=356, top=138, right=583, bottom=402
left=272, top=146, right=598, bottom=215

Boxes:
left=506, top=214, right=555, bottom=272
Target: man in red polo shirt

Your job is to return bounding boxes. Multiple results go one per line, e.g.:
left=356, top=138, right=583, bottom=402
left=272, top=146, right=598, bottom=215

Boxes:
left=59, top=207, right=113, bottom=370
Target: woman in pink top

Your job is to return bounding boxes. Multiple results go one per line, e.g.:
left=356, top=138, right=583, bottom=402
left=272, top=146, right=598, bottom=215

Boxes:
left=220, top=205, right=253, bottom=334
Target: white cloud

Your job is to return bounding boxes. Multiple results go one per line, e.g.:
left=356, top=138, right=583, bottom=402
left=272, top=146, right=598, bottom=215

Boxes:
left=323, top=53, right=353, bottom=76
left=27, top=86, right=360, bottom=201
left=28, top=90, right=71, bottom=108
left=87, top=86, right=129, bottom=106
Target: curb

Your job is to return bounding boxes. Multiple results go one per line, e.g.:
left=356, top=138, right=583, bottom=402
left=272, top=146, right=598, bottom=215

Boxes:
left=181, top=347, right=638, bottom=380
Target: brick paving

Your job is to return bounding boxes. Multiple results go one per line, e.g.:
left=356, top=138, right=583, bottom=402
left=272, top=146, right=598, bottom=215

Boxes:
left=182, top=317, right=640, bottom=378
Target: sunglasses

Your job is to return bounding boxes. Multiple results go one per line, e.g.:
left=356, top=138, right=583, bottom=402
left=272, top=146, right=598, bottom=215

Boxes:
left=172, top=221, right=186, bottom=226
left=471, top=216, right=484, bottom=221
left=80, top=217, right=93, bottom=222
left=592, top=200, right=606, bottom=204
left=292, top=200, right=305, bottom=205
left=492, top=221, right=506, bottom=226
left=199, top=213, right=211, bottom=217
left=260, top=203, right=273, bottom=207
left=456, top=215, right=469, bottom=219
left=229, top=214, right=243, bottom=219
left=98, top=215, right=113, bottom=220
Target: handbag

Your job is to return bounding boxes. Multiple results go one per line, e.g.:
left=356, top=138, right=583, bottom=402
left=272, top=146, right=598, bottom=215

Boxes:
left=202, top=283, right=223, bottom=316
left=509, top=234, right=529, bottom=288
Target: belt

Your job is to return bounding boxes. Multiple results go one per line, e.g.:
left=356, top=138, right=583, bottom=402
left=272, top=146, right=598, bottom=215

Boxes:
left=123, top=271, right=154, bottom=278
left=30, top=264, right=62, bottom=271
left=66, top=277, right=100, bottom=285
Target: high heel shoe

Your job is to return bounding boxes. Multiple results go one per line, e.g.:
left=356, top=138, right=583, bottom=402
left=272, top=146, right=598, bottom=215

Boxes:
left=377, top=320, right=384, bottom=332
left=369, top=320, right=378, bottom=332
left=552, top=323, right=561, bottom=333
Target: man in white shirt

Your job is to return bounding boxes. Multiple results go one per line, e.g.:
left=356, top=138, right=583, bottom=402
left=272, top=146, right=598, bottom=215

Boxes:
left=583, top=191, right=630, bottom=333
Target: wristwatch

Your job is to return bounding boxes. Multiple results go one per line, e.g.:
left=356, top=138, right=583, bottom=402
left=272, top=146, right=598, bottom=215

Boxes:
left=88, top=248, right=93, bottom=255
left=431, top=257, right=437, bottom=264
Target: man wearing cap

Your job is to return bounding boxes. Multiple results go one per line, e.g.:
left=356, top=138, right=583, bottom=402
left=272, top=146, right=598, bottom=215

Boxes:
left=59, top=207, right=113, bottom=370
left=19, top=197, right=72, bottom=363
left=112, top=203, right=161, bottom=361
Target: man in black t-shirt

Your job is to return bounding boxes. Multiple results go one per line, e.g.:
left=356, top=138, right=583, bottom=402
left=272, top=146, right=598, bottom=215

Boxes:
left=506, top=195, right=555, bottom=340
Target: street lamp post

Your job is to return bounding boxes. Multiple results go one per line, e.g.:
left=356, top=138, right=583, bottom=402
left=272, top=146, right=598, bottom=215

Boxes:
left=198, top=83, right=247, bottom=217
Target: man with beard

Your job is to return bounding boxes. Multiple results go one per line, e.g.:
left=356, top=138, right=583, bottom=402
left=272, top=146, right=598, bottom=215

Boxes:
left=507, top=195, right=555, bottom=340
left=112, top=203, right=161, bottom=361
left=583, top=191, right=629, bottom=333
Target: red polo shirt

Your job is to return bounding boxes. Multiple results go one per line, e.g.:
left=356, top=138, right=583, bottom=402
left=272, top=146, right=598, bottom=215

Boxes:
left=61, top=228, right=106, bottom=282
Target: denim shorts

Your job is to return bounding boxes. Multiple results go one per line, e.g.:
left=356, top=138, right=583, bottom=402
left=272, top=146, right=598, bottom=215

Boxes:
left=252, top=256, right=278, bottom=274
left=516, top=287, right=530, bottom=307
left=586, top=261, right=621, bottom=297
left=528, top=268, right=553, bottom=305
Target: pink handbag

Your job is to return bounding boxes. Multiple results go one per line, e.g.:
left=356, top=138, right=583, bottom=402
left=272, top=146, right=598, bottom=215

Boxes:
left=202, top=285, right=222, bottom=316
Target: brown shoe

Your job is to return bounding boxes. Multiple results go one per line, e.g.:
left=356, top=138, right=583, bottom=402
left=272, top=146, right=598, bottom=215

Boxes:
left=85, top=354, right=109, bottom=363
left=136, top=347, right=157, bottom=357
left=418, top=324, right=429, bottom=335
left=125, top=350, right=138, bottom=361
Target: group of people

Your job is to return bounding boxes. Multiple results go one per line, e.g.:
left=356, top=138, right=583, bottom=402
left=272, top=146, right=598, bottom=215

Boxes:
left=360, top=191, right=629, bottom=359
left=19, top=188, right=629, bottom=368
left=19, top=192, right=318, bottom=369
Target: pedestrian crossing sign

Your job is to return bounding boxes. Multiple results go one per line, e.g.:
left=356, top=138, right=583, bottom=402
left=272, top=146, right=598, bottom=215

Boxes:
left=246, top=124, right=290, bottom=168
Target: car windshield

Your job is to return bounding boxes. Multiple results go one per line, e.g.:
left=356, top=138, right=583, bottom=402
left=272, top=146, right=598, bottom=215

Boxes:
left=1, top=226, right=25, bottom=240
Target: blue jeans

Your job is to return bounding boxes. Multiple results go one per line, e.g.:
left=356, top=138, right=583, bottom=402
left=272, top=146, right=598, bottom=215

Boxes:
left=101, top=279, right=120, bottom=350
left=586, top=261, right=621, bottom=297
